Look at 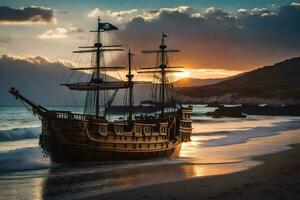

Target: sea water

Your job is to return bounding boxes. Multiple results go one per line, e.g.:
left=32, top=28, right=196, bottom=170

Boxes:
left=1, top=105, right=300, bottom=199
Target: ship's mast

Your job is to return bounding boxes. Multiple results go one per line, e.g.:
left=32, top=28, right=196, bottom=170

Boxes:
left=127, top=49, right=134, bottom=122
left=62, top=18, right=127, bottom=117
left=64, top=20, right=176, bottom=118
left=95, top=17, right=101, bottom=117
left=160, top=34, right=167, bottom=116
left=139, top=34, right=181, bottom=117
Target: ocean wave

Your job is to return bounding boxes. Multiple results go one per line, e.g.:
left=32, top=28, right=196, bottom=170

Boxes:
left=0, top=147, right=50, bottom=174
left=0, top=127, right=41, bottom=141
left=201, top=119, right=300, bottom=147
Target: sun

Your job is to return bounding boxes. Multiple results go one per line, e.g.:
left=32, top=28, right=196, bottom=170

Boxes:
left=176, top=71, right=190, bottom=79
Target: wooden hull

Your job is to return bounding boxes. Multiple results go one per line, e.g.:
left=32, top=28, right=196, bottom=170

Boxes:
left=40, top=118, right=183, bottom=163
left=48, top=133, right=182, bottom=163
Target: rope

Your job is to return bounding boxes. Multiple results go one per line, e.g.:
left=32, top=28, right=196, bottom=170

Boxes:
left=21, top=101, right=31, bottom=112
left=70, top=91, right=78, bottom=106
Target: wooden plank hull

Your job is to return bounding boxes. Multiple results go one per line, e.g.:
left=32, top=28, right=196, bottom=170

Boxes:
left=39, top=106, right=192, bottom=163
left=48, top=140, right=181, bottom=163
left=46, top=131, right=182, bottom=163
left=41, top=118, right=183, bottom=163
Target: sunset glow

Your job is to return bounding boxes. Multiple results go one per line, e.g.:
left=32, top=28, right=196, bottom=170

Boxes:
left=188, top=68, right=244, bottom=79
left=102, top=68, right=244, bottom=82
left=176, top=71, right=191, bottom=79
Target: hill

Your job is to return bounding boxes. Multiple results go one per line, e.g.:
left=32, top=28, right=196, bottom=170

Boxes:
left=0, top=55, right=88, bottom=106
left=0, top=54, right=151, bottom=106
left=176, top=57, right=300, bottom=105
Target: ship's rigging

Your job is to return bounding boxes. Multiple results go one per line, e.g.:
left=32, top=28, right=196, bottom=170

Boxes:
left=138, top=34, right=183, bottom=116
left=62, top=17, right=128, bottom=117
left=63, top=18, right=183, bottom=120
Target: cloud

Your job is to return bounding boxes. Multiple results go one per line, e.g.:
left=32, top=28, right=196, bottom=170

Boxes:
left=68, top=26, right=84, bottom=33
left=0, top=54, right=76, bottom=67
left=38, top=26, right=84, bottom=39
left=0, top=37, right=11, bottom=43
left=88, top=8, right=138, bottom=23
left=0, top=54, right=87, bottom=106
left=237, top=8, right=249, bottom=15
left=0, top=6, right=56, bottom=25
left=140, top=6, right=193, bottom=21
left=116, top=3, right=300, bottom=70
left=87, top=8, right=101, bottom=17
left=291, top=2, right=300, bottom=8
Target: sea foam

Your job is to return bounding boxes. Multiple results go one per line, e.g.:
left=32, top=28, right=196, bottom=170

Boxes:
left=201, top=119, right=300, bottom=147
left=0, top=127, right=41, bottom=141
left=0, top=147, right=50, bottom=174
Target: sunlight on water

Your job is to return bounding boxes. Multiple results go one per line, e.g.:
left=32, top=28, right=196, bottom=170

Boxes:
left=193, top=115, right=297, bottom=134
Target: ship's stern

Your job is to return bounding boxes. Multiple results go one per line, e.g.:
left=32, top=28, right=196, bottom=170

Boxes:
left=179, top=106, right=193, bottom=141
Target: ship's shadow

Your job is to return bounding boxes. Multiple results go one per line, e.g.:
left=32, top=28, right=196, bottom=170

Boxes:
left=41, top=159, right=192, bottom=199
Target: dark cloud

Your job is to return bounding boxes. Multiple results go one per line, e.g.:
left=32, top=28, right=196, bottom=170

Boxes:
left=0, top=54, right=86, bottom=105
left=118, top=3, right=300, bottom=70
left=0, top=6, right=55, bottom=24
left=0, top=54, right=146, bottom=106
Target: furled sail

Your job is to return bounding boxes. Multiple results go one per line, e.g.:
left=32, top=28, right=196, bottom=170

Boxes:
left=62, top=81, right=129, bottom=91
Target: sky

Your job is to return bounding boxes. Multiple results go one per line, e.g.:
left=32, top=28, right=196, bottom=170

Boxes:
left=1, top=0, right=300, bottom=79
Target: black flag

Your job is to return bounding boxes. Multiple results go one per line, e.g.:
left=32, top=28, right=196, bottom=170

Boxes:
left=98, top=22, right=118, bottom=31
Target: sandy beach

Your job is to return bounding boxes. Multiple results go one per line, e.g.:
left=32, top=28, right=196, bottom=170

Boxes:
left=88, top=142, right=300, bottom=200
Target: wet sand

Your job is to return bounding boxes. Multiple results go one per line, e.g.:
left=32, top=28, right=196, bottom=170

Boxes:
left=88, top=143, right=300, bottom=200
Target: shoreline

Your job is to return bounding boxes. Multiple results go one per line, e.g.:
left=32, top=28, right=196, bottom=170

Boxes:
left=88, top=143, right=300, bottom=200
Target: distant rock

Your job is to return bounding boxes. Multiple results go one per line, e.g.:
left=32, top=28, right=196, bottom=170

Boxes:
left=206, top=104, right=300, bottom=118
left=206, top=102, right=221, bottom=107
left=206, top=105, right=247, bottom=118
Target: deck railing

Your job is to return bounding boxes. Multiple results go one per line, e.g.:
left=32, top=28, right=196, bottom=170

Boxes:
left=55, top=111, right=106, bottom=121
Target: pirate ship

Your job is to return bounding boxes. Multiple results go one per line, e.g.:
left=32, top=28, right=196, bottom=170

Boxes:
left=9, top=18, right=193, bottom=163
